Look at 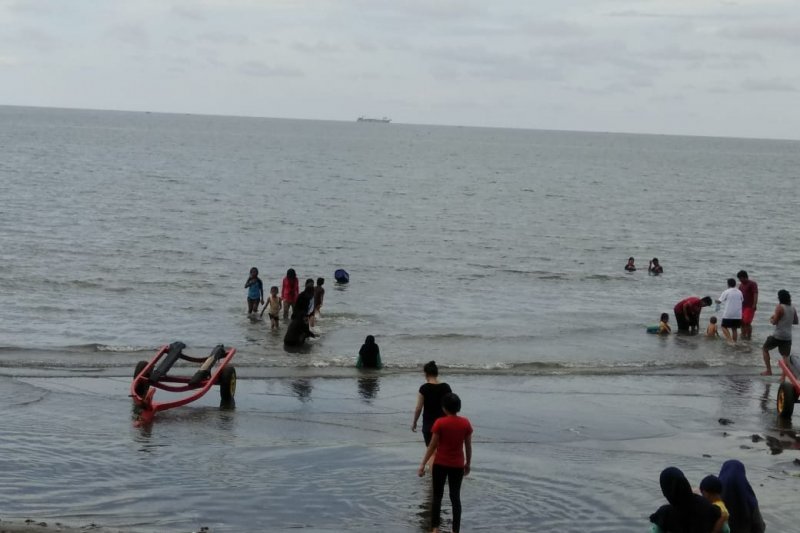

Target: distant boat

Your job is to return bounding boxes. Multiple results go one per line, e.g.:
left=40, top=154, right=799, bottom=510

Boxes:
left=357, top=116, right=391, bottom=123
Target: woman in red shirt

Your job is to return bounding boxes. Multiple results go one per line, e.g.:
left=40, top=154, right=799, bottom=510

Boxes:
left=418, top=392, right=473, bottom=533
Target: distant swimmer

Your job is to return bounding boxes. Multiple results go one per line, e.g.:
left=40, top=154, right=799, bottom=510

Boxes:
left=356, top=335, right=382, bottom=369
left=673, top=296, right=713, bottom=334
left=649, top=258, right=663, bottom=275
left=625, top=257, right=636, bottom=272
left=244, top=267, right=264, bottom=315
left=761, top=289, right=798, bottom=376
left=334, top=268, right=350, bottom=284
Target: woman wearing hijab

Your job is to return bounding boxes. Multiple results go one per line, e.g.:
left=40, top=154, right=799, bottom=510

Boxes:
left=356, top=335, right=382, bottom=369
left=718, top=460, right=766, bottom=533
left=650, top=467, right=720, bottom=533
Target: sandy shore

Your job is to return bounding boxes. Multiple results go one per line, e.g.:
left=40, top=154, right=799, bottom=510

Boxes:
left=1, top=370, right=798, bottom=532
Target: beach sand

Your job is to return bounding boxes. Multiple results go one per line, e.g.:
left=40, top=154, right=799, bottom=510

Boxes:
left=1, top=369, right=799, bottom=532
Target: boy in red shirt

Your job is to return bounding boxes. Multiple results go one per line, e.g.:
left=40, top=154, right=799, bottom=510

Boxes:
left=418, top=392, right=473, bottom=533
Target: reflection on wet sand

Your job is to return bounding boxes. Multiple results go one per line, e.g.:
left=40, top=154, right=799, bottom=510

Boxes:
left=357, top=375, right=380, bottom=402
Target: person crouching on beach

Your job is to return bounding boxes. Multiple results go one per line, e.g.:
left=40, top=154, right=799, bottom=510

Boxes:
left=356, top=335, right=382, bottom=369
left=418, top=392, right=472, bottom=533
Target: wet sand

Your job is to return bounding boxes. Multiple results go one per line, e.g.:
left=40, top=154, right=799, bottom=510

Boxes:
left=1, top=369, right=799, bottom=532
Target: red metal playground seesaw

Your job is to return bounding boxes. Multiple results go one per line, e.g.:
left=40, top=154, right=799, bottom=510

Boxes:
left=130, top=341, right=237, bottom=419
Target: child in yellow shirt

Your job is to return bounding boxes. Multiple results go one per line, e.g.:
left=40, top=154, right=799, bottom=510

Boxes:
left=700, top=475, right=730, bottom=533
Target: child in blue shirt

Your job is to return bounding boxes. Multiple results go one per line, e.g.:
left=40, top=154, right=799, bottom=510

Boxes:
left=245, top=267, right=264, bottom=315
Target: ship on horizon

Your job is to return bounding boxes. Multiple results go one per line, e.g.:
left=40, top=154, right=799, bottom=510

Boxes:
left=357, top=116, right=391, bottom=123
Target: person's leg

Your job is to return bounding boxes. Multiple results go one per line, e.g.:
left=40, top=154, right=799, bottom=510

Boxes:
left=721, top=326, right=732, bottom=341
left=430, top=464, right=447, bottom=532
left=732, top=327, right=738, bottom=342
left=446, top=466, right=465, bottom=533
left=762, top=337, right=775, bottom=375
left=675, top=311, right=689, bottom=332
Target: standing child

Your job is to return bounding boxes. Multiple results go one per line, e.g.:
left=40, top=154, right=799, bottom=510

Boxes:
left=706, top=316, right=719, bottom=337
left=700, top=475, right=730, bottom=533
left=310, top=277, right=325, bottom=327
left=244, top=267, right=264, bottom=315
left=261, top=286, right=282, bottom=330
left=281, top=268, right=299, bottom=320
left=418, top=392, right=472, bottom=533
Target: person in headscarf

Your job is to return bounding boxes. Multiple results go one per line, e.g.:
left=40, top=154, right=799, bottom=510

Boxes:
left=718, top=460, right=765, bottom=533
left=356, top=335, right=382, bottom=369
left=650, top=466, right=720, bottom=533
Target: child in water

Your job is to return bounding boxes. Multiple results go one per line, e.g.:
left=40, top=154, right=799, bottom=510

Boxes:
left=625, top=257, right=636, bottom=272
left=647, top=313, right=671, bottom=335
left=261, top=286, right=282, bottom=330
left=244, top=267, right=264, bottom=315
left=649, top=258, right=663, bottom=275
left=699, top=475, right=730, bottom=533
left=706, top=316, right=719, bottom=337
left=356, top=335, right=382, bottom=369
left=657, top=313, right=671, bottom=334
left=309, top=277, right=324, bottom=327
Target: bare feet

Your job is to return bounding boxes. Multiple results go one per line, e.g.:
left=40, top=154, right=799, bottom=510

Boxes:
left=760, top=370, right=772, bottom=376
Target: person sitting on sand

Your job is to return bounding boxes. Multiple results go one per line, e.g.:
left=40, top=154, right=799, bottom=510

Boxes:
left=718, top=460, right=765, bottom=533
left=649, top=258, right=664, bottom=275
left=700, top=475, right=730, bottom=533
left=649, top=467, right=720, bottom=533
left=761, top=289, right=798, bottom=376
left=625, top=257, right=636, bottom=272
left=356, top=335, right=382, bottom=369
left=706, top=316, right=719, bottom=338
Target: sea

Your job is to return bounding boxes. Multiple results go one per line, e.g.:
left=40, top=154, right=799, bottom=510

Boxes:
left=1, top=106, right=799, bottom=532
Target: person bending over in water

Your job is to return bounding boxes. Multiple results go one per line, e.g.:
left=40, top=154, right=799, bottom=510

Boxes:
left=418, top=392, right=472, bottom=533
left=673, top=296, right=713, bottom=334
left=356, top=335, right=382, bottom=369
left=625, top=257, right=636, bottom=272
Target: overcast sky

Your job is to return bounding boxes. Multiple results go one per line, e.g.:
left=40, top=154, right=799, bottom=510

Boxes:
left=1, top=0, right=799, bottom=139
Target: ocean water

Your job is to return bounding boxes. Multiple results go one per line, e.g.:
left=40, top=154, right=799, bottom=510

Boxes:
left=2, top=105, right=799, bottom=374
left=2, top=106, right=800, bottom=533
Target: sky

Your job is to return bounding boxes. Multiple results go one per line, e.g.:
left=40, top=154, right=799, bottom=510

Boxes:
left=1, top=0, right=799, bottom=139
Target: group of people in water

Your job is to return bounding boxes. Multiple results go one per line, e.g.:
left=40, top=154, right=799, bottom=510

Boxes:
left=642, top=267, right=798, bottom=377
left=245, top=267, right=326, bottom=346
left=650, top=461, right=765, bottom=533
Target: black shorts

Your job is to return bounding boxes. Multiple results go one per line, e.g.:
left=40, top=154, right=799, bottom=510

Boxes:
left=721, top=318, right=741, bottom=329
left=763, top=336, right=792, bottom=356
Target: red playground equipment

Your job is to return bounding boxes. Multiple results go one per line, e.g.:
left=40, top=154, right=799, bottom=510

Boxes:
left=131, top=341, right=237, bottom=418
left=776, top=355, right=800, bottom=418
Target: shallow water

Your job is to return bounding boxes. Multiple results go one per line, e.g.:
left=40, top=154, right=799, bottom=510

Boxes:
left=1, top=372, right=798, bottom=532
left=2, top=106, right=800, bottom=374
left=2, top=107, right=800, bottom=531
